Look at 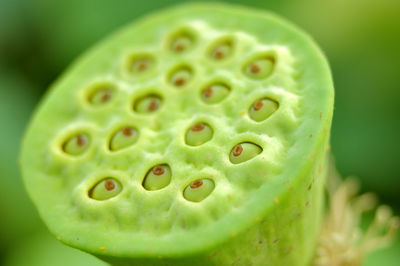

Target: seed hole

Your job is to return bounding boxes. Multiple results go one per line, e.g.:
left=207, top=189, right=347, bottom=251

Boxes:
left=249, top=98, right=279, bottom=122
left=89, top=178, right=122, bottom=200
left=185, top=122, right=213, bottom=146
left=183, top=178, right=215, bottom=202
left=201, top=83, right=230, bottom=104
left=243, top=56, right=275, bottom=79
left=169, top=66, right=192, bottom=88
left=109, top=126, right=139, bottom=151
left=143, top=164, right=172, bottom=191
left=209, top=38, right=233, bottom=60
left=86, top=82, right=116, bottom=106
left=170, top=32, right=194, bottom=53
left=126, top=54, right=155, bottom=75
left=134, top=94, right=162, bottom=113
left=62, top=133, right=90, bottom=156
left=229, top=142, right=262, bottom=164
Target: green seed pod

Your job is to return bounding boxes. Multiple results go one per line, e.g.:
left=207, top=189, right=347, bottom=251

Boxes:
left=62, top=134, right=89, bottom=156
left=185, top=122, right=213, bottom=146
left=142, top=164, right=172, bottom=191
left=249, top=98, right=279, bottom=122
left=244, top=57, right=275, bottom=79
left=169, top=67, right=192, bottom=87
left=134, top=95, right=161, bottom=113
left=21, top=4, right=334, bottom=266
left=109, top=127, right=138, bottom=151
left=89, top=178, right=122, bottom=200
left=201, top=83, right=230, bottom=104
left=183, top=179, right=215, bottom=202
left=229, top=142, right=262, bottom=164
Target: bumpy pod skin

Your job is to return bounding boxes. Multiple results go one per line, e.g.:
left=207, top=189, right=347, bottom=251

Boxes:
left=20, top=3, right=334, bottom=266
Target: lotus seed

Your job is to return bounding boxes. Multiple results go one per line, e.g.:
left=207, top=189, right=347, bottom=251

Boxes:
left=89, top=178, right=122, bottom=200
left=185, top=122, right=213, bottom=146
left=210, top=41, right=232, bottom=60
left=183, top=178, right=215, bottom=202
left=171, top=35, right=192, bottom=53
left=142, top=164, right=172, bottom=191
left=244, top=57, right=275, bottom=79
left=170, top=67, right=192, bottom=87
left=109, top=127, right=138, bottom=151
left=249, top=98, right=279, bottom=122
left=89, top=89, right=113, bottom=105
left=229, top=142, right=262, bottom=164
left=201, top=83, right=230, bottom=104
left=62, top=134, right=89, bottom=156
left=129, top=56, right=154, bottom=74
left=134, top=95, right=161, bottom=113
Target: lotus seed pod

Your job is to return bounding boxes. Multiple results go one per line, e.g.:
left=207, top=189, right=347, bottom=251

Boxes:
left=109, top=127, right=138, bottom=151
left=201, top=84, right=230, bottom=104
left=229, top=142, right=263, bottom=164
left=183, top=179, right=215, bottom=202
left=249, top=98, right=279, bottom=122
left=90, top=178, right=122, bottom=200
left=185, top=122, right=213, bottom=146
left=21, top=4, right=334, bottom=266
left=142, top=164, right=172, bottom=191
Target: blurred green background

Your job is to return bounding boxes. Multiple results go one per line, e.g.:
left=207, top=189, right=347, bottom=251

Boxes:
left=1, top=0, right=399, bottom=265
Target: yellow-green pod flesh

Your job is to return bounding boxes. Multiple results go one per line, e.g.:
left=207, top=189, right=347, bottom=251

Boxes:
left=20, top=3, right=334, bottom=266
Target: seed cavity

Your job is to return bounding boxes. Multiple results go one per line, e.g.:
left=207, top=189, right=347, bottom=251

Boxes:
left=89, top=178, right=122, bottom=200
left=183, top=178, right=215, bottom=202
left=169, top=66, right=192, bottom=87
left=170, top=32, right=194, bottom=53
left=126, top=54, right=155, bottom=75
left=109, top=126, right=139, bottom=151
left=62, top=134, right=90, bottom=156
left=229, top=142, right=262, bottom=164
left=249, top=98, right=279, bottom=122
left=185, top=122, right=213, bottom=146
left=244, top=56, right=275, bottom=79
left=209, top=39, right=233, bottom=60
left=134, top=94, right=162, bottom=113
left=143, top=164, right=172, bottom=191
left=201, top=83, right=230, bottom=104
left=86, top=82, right=116, bottom=106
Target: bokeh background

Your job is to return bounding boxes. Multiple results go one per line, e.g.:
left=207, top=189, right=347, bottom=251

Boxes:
left=1, top=0, right=399, bottom=265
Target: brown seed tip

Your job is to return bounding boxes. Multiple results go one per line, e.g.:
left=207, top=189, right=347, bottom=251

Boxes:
left=190, top=179, right=203, bottom=189
left=174, top=78, right=185, bottom=86
left=101, top=91, right=111, bottom=102
left=203, top=87, right=213, bottom=98
left=152, top=166, right=165, bottom=176
left=148, top=99, right=159, bottom=111
left=214, top=50, right=224, bottom=59
left=105, top=180, right=115, bottom=191
left=174, top=43, right=185, bottom=51
left=137, top=61, right=148, bottom=71
left=253, top=100, right=264, bottom=111
left=191, top=123, right=205, bottom=132
left=76, top=135, right=85, bottom=147
left=122, top=127, right=133, bottom=137
left=232, top=144, right=243, bottom=157
left=250, top=63, right=260, bottom=74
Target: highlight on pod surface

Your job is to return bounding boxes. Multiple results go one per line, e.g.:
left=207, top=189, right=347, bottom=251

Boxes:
left=20, top=3, right=334, bottom=266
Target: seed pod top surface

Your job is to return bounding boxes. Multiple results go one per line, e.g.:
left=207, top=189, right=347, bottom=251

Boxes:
left=20, top=3, right=334, bottom=262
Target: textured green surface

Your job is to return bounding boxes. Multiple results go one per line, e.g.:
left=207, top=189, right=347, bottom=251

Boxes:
left=21, top=3, right=334, bottom=265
